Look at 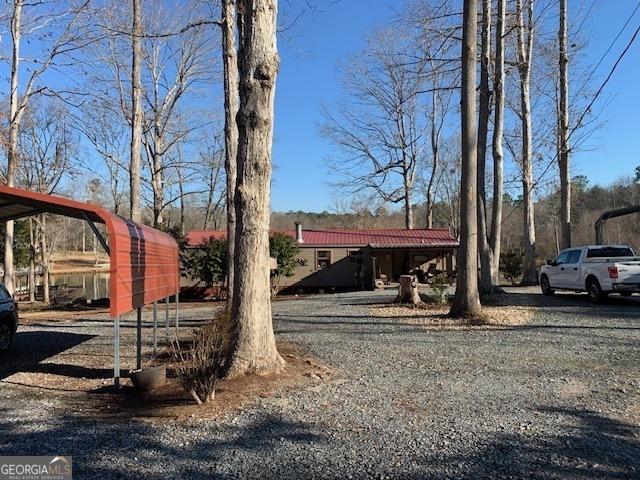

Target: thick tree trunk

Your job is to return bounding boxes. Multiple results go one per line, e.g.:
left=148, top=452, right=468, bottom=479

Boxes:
left=517, top=0, right=538, bottom=286
left=450, top=0, right=482, bottom=318
left=222, top=0, right=239, bottom=307
left=4, top=0, right=23, bottom=295
left=227, top=0, right=284, bottom=377
left=558, top=0, right=571, bottom=249
left=404, top=185, right=413, bottom=229
left=490, top=0, right=506, bottom=285
left=477, top=0, right=494, bottom=295
left=151, top=149, right=164, bottom=228
left=395, top=275, right=421, bottom=305
left=129, top=0, right=143, bottom=223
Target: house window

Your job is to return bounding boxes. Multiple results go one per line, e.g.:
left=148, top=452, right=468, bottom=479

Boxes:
left=316, top=250, right=331, bottom=269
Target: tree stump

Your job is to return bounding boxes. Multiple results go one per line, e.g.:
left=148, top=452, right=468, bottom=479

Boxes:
left=395, top=275, right=422, bottom=305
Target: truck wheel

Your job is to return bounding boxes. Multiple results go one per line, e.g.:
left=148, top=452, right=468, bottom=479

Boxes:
left=587, top=278, right=607, bottom=303
left=0, top=320, right=13, bottom=353
left=540, top=275, right=554, bottom=296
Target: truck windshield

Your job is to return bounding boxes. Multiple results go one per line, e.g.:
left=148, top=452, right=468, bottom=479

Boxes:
left=587, top=247, right=634, bottom=258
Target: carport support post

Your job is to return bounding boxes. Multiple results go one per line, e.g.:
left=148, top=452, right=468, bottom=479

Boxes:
left=114, top=316, right=120, bottom=388
left=175, top=291, right=180, bottom=334
left=165, top=296, right=170, bottom=340
left=152, top=301, right=158, bottom=355
left=136, top=307, right=142, bottom=370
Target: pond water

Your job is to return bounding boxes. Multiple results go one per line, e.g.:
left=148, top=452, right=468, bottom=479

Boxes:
left=50, top=272, right=110, bottom=300
left=15, top=272, right=110, bottom=300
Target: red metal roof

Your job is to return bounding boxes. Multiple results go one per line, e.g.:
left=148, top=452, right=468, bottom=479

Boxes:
left=187, top=228, right=458, bottom=248
left=0, top=185, right=179, bottom=318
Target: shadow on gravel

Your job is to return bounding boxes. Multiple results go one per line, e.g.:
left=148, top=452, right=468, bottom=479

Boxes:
left=403, top=407, right=640, bottom=480
left=0, top=331, right=96, bottom=381
left=0, top=412, right=324, bottom=478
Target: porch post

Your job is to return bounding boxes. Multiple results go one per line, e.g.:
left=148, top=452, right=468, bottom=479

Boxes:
left=114, top=316, right=120, bottom=387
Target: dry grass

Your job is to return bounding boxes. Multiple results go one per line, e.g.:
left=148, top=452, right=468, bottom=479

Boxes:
left=367, top=301, right=536, bottom=329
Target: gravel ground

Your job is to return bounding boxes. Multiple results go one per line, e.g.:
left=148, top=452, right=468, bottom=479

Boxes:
left=1, top=287, right=639, bottom=479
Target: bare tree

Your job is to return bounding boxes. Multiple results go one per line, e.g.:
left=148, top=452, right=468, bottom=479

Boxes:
left=490, top=0, right=506, bottom=284
left=3, top=0, right=88, bottom=293
left=18, top=100, right=79, bottom=303
left=140, top=8, right=214, bottom=228
left=322, top=27, right=429, bottom=229
left=130, top=0, right=143, bottom=223
left=450, top=0, right=481, bottom=317
left=515, top=0, right=537, bottom=286
left=226, top=0, right=284, bottom=376
left=558, top=0, right=571, bottom=248
left=74, top=103, right=129, bottom=214
left=477, top=0, right=493, bottom=294
left=221, top=0, right=239, bottom=306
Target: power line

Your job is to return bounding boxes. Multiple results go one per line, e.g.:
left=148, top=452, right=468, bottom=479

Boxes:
left=533, top=20, right=640, bottom=189
left=574, top=1, right=640, bottom=100
left=569, top=23, right=640, bottom=143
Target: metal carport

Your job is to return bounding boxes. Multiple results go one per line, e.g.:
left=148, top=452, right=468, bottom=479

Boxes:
left=0, top=185, right=180, bottom=386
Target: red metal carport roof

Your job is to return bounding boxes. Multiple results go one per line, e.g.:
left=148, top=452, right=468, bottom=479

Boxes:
left=0, top=185, right=179, bottom=318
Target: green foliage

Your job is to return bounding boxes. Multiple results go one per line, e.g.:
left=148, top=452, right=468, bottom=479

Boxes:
left=429, top=276, right=448, bottom=306
left=500, top=248, right=523, bottom=285
left=269, top=233, right=303, bottom=279
left=187, top=239, right=228, bottom=288
left=158, top=225, right=191, bottom=278
left=0, top=220, right=31, bottom=269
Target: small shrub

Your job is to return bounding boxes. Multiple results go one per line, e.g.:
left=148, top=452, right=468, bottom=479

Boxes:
left=185, top=238, right=228, bottom=288
left=171, top=319, right=227, bottom=404
left=269, top=233, right=306, bottom=294
left=500, top=248, right=523, bottom=285
left=429, top=276, right=449, bottom=306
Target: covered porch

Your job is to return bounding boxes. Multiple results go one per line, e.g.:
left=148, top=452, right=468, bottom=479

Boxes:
left=369, top=246, right=455, bottom=286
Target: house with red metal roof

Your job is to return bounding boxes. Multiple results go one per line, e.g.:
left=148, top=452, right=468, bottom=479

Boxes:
left=186, top=223, right=458, bottom=294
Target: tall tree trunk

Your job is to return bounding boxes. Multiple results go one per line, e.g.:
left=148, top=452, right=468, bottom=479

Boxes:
left=151, top=149, right=164, bottom=227
left=222, top=0, right=239, bottom=307
left=129, top=0, right=143, bottom=223
left=28, top=218, right=36, bottom=302
left=477, top=0, right=493, bottom=294
left=177, top=163, right=186, bottom=235
left=404, top=181, right=413, bottom=229
left=490, top=0, right=506, bottom=284
left=558, top=0, right=571, bottom=249
left=39, top=215, right=50, bottom=305
left=517, top=0, right=537, bottom=286
left=227, top=0, right=284, bottom=376
left=450, top=0, right=482, bottom=318
left=4, top=0, right=23, bottom=295
left=426, top=90, right=440, bottom=230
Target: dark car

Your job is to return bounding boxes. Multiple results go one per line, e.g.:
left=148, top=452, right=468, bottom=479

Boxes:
left=0, top=283, right=18, bottom=353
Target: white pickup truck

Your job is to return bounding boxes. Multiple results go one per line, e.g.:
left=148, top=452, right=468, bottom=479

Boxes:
left=540, top=245, right=640, bottom=302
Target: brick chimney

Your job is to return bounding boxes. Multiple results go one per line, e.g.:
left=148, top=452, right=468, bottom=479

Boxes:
left=294, top=222, right=304, bottom=244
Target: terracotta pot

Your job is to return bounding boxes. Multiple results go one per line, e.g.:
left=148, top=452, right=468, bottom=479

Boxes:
left=129, top=364, right=166, bottom=393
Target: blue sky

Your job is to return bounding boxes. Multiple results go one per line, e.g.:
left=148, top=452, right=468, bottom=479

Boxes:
left=271, top=0, right=640, bottom=212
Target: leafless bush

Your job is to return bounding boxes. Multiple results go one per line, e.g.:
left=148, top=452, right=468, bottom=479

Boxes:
left=171, top=318, right=227, bottom=405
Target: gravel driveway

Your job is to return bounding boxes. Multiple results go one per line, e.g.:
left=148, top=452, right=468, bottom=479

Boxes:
left=1, top=288, right=639, bottom=479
